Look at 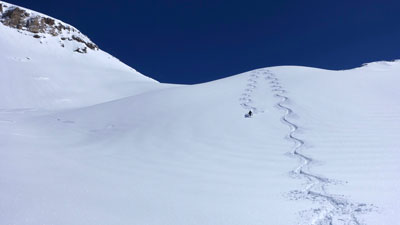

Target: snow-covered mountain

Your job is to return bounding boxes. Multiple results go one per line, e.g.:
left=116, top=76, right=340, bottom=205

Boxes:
left=0, top=1, right=160, bottom=110
left=1, top=1, right=399, bottom=225
left=0, top=1, right=99, bottom=52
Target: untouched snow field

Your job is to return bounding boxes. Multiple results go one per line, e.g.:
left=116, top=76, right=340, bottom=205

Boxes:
left=0, top=2, right=399, bottom=224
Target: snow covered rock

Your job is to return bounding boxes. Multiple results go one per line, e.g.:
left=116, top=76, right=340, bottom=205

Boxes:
left=0, top=1, right=159, bottom=110
left=0, top=1, right=98, bottom=52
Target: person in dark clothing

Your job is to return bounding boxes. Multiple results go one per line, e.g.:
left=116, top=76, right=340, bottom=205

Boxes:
left=245, top=110, right=253, bottom=118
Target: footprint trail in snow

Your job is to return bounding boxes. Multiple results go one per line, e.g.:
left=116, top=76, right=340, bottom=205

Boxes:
left=239, top=72, right=265, bottom=115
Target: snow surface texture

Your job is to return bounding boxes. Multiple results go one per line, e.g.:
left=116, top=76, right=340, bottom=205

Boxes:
left=1, top=2, right=400, bottom=225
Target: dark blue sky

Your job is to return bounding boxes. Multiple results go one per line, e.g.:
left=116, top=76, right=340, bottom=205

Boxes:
left=9, top=0, right=400, bottom=84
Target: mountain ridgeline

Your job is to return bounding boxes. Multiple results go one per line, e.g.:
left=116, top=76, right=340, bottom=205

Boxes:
left=0, top=1, right=98, bottom=53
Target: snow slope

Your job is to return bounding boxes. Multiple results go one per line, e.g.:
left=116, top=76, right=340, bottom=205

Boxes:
left=1, top=64, right=400, bottom=225
left=1, top=2, right=400, bottom=225
left=0, top=0, right=161, bottom=110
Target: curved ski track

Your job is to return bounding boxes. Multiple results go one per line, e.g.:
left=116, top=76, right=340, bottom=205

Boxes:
left=240, top=69, right=374, bottom=225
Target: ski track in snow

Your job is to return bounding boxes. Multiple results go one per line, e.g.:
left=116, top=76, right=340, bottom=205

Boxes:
left=240, top=69, right=376, bottom=225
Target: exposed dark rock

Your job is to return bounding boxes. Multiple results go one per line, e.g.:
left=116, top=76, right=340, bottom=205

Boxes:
left=42, top=17, right=54, bottom=25
left=85, top=42, right=98, bottom=50
left=2, top=7, right=28, bottom=29
left=72, top=35, right=85, bottom=44
left=72, top=35, right=98, bottom=50
left=1, top=5, right=99, bottom=53
left=74, top=47, right=87, bottom=54
left=27, top=17, right=42, bottom=33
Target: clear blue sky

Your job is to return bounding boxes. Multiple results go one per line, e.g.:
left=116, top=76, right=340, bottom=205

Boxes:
left=9, top=0, right=400, bottom=84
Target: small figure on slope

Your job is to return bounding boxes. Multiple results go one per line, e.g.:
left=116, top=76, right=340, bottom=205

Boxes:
left=245, top=110, right=253, bottom=118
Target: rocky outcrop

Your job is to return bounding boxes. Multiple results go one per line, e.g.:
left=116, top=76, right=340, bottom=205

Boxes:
left=74, top=47, right=87, bottom=54
left=2, top=7, right=27, bottom=29
left=72, top=35, right=98, bottom=50
left=0, top=3, right=98, bottom=52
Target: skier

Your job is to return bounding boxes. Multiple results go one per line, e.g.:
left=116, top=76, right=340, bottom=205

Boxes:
left=244, top=110, right=253, bottom=118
